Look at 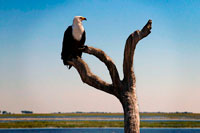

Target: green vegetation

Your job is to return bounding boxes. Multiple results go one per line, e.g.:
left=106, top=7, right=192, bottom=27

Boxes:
left=1, top=112, right=200, bottom=119
left=0, top=121, right=123, bottom=128
left=141, top=112, right=200, bottom=119
left=141, top=121, right=200, bottom=128
left=0, top=121, right=200, bottom=128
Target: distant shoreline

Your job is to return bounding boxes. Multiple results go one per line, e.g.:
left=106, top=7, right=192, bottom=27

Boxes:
left=1, top=117, right=200, bottom=121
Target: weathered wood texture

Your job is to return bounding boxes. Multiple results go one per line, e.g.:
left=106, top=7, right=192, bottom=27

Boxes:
left=67, top=20, right=152, bottom=133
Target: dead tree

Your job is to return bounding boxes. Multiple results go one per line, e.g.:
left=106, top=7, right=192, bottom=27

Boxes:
left=68, top=20, right=152, bottom=133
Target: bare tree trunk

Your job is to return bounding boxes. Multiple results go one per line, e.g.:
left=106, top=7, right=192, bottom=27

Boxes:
left=121, top=90, right=140, bottom=133
left=67, top=20, right=152, bottom=133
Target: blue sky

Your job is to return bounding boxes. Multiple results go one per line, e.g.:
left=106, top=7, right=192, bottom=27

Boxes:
left=0, top=0, right=200, bottom=113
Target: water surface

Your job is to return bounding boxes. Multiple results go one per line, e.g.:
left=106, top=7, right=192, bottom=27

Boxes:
left=0, top=128, right=200, bottom=133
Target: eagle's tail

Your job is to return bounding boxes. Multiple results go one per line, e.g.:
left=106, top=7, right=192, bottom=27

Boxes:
left=63, top=60, right=72, bottom=69
left=68, top=65, right=72, bottom=69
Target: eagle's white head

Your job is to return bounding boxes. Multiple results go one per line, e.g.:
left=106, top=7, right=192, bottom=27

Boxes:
left=73, top=16, right=87, bottom=24
left=72, top=16, right=87, bottom=41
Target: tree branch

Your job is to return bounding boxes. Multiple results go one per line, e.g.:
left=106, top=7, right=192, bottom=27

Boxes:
left=68, top=57, right=115, bottom=95
left=84, top=46, right=122, bottom=88
left=123, top=20, right=152, bottom=88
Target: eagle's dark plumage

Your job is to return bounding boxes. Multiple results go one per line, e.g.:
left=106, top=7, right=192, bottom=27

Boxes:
left=61, top=16, right=86, bottom=69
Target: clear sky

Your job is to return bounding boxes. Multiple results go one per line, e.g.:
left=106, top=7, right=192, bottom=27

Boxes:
left=0, top=0, right=200, bottom=113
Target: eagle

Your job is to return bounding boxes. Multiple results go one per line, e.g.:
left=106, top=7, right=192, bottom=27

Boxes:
left=61, top=16, right=87, bottom=69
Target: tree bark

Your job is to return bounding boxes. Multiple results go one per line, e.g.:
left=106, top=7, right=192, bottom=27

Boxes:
left=121, top=90, right=140, bottom=133
left=120, top=20, right=152, bottom=133
left=67, top=20, right=152, bottom=133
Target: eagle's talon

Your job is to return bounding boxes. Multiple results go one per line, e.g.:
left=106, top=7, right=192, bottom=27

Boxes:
left=78, top=45, right=88, bottom=52
left=84, top=45, right=88, bottom=50
left=78, top=47, right=85, bottom=51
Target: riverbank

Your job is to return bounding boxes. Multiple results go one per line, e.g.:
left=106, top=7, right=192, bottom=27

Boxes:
left=1, top=112, right=200, bottom=119
left=1, top=121, right=200, bottom=128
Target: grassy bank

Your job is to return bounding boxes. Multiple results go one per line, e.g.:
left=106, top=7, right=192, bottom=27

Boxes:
left=0, top=121, right=200, bottom=128
left=0, top=121, right=123, bottom=128
left=141, top=112, right=200, bottom=119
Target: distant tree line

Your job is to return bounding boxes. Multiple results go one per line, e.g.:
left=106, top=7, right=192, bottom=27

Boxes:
left=0, top=111, right=11, bottom=114
left=21, top=110, right=33, bottom=114
left=0, top=110, right=33, bottom=114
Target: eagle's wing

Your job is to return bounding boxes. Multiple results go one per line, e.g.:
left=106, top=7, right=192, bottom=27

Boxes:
left=61, top=26, right=73, bottom=69
left=80, top=30, right=86, bottom=46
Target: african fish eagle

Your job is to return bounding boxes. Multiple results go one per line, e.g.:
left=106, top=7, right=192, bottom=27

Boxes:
left=61, top=16, right=87, bottom=69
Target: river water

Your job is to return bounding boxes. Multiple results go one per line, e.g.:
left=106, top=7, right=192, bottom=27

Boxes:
left=0, top=128, right=200, bottom=133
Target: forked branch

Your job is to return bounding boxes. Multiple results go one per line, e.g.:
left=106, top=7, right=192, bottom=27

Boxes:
left=84, top=47, right=122, bottom=88
left=123, top=20, right=152, bottom=88
left=68, top=58, right=115, bottom=95
left=68, top=20, right=152, bottom=95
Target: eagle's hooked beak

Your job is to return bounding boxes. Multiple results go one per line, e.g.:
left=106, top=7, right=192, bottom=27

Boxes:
left=80, top=17, right=87, bottom=21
